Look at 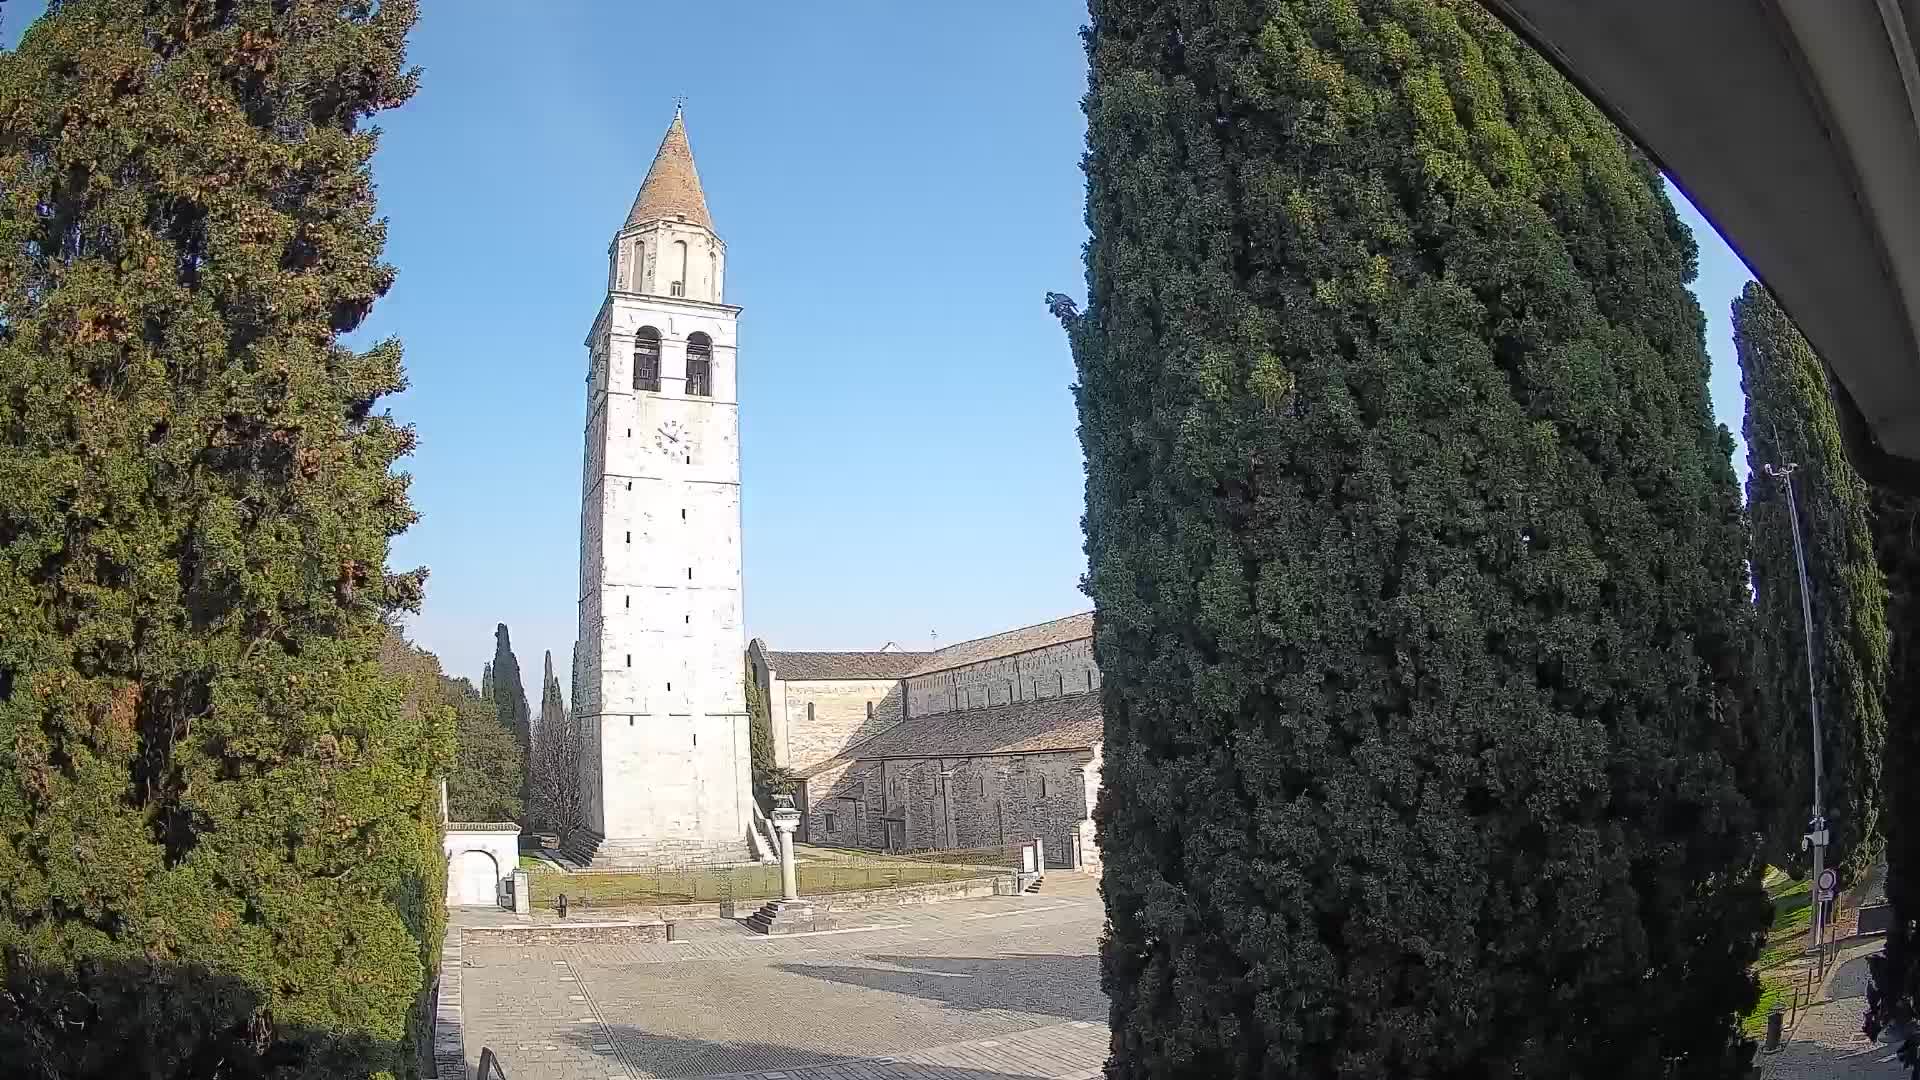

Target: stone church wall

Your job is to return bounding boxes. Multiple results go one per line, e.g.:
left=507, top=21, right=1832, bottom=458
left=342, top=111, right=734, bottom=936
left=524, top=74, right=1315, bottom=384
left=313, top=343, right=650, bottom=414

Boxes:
left=802, top=749, right=1096, bottom=868
left=905, top=638, right=1100, bottom=718
left=776, top=679, right=906, bottom=773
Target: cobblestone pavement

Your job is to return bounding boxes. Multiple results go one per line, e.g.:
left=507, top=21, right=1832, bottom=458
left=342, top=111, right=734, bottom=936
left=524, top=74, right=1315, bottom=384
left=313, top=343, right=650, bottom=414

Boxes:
left=460, top=888, right=1109, bottom=1079
left=1761, top=938, right=1906, bottom=1080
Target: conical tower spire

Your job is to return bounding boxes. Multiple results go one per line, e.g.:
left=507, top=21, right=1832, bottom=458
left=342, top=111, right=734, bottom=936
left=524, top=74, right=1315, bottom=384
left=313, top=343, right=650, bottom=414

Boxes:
left=625, top=107, right=713, bottom=231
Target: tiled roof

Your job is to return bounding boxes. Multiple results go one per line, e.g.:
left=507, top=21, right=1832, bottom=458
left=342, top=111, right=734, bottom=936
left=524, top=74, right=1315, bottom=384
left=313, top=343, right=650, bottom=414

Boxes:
left=804, top=692, right=1101, bottom=773
left=766, top=651, right=929, bottom=681
left=625, top=109, right=713, bottom=231
left=909, top=612, right=1094, bottom=676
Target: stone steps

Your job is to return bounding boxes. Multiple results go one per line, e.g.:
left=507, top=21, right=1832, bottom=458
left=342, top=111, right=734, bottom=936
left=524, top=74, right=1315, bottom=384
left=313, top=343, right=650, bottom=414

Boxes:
left=555, top=828, right=757, bottom=870
left=745, top=898, right=835, bottom=935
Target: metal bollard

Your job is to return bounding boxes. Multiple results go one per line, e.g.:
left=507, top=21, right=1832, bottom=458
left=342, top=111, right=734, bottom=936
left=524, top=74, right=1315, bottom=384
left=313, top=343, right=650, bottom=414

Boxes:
left=557, top=893, right=569, bottom=920
left=1764, top=1009, right=1784, bottom=1053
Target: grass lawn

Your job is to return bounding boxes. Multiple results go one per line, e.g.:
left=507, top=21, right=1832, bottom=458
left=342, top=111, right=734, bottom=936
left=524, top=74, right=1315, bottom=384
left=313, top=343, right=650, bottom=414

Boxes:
left=526, top=857, right=990, bottom=909
left=1742, top=868, right=1814, bottom=1037
left=518, top=853, right=546, bottom=871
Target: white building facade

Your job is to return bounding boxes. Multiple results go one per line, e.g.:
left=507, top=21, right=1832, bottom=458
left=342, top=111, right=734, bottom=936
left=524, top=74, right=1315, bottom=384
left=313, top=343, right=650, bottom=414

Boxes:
left=569, top=111, right=756, bottom=867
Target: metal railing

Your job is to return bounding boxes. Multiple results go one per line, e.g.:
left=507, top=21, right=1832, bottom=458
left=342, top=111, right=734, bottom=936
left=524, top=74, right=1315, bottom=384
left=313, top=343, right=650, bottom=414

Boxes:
left=523, top=842, right=1026, bottom=912
left=477, top=1047, right=508, bottom=1079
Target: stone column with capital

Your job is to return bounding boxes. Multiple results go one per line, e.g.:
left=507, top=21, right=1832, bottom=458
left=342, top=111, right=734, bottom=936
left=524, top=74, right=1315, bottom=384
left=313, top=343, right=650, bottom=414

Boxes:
left=772, top=794, right=801, bottom=901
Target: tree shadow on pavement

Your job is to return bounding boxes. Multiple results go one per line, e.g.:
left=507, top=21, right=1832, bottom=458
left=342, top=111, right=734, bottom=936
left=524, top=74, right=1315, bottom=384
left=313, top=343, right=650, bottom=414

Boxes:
left=555, top=1024, right=1071, bottom=1078
left=771, top=952, right=1105, bottom=1022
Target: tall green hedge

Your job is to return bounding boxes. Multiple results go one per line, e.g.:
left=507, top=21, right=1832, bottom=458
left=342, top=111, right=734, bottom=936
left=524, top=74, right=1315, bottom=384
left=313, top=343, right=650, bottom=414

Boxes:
left=0, top=2, right=444, bottom=1076
left=1070, top=1, right=1768, bottom=1075
left=1736, top=282, right=1887, bottom=882
left=1868, top=494, right=1920, bottom=1068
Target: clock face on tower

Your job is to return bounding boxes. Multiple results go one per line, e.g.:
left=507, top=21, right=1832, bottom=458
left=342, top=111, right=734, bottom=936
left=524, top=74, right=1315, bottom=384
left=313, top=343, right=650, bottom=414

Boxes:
left=654, top=419, right=688, bottom=456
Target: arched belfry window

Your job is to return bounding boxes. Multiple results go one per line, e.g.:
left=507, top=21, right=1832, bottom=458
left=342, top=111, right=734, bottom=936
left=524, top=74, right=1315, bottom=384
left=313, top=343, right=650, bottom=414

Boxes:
left=685, top=332, right=713, bottom=397
left=634, top=327, right=661, bottom=392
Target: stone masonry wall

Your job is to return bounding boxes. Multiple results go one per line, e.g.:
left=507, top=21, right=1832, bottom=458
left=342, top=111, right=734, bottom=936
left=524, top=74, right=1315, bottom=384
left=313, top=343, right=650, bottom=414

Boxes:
left=779, top=679, right=906, bottom=772
left=803, top=749, right=1095, bottom=867
left=905, top=638, right=1100, bottom=718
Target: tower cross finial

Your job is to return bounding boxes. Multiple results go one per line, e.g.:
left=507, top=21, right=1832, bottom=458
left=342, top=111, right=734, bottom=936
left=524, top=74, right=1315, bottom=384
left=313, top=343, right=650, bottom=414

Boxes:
left=673, top=94, right=687, bottom=116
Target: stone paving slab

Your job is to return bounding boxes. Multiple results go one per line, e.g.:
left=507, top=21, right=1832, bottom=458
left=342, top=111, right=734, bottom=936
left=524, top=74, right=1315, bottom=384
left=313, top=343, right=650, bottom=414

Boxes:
left=1761, top=938, right=1907, bottom=1080
left=459, top=892, right=1108, bottom=1079
left=689, top=1021, right=1107, bottom=1079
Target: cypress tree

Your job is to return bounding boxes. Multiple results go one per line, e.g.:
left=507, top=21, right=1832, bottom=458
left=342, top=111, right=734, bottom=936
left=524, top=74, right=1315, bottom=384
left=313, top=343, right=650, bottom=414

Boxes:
left=538, top=651, right=565, bottom=735
left=490, top=623, right=531, bottom=751
left=527, top=649, right=566, bottom=828
left=1867, top=495, right=1920, bottom=1066
left=480, top=661, right=495, bottom=702
left=0, top=2, right=443, bottom=1074
left=746, top=659, right=777, bottom=805
left=1070, top=2, right=1768, bottom=1075
left=1735, top=282, right=1886, bottom=882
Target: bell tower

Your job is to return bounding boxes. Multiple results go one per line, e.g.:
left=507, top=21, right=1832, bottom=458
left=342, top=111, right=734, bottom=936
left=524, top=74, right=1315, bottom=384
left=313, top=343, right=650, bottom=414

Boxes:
left=571, top=108, right=753, bottom=867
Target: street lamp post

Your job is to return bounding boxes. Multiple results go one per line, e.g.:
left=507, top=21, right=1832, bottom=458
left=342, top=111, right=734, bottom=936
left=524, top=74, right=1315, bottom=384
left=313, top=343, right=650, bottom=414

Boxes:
left=1762, top=460, right=1830, bottom=961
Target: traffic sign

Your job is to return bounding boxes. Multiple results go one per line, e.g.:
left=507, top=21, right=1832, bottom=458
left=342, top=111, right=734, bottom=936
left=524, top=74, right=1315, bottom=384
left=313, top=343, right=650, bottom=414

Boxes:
left=1818, top=868, right=1838, bottom=893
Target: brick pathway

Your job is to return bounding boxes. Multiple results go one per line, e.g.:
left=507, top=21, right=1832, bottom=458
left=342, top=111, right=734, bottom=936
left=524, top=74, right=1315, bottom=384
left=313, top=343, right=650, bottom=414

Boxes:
left=458, top=889, right=1109, bottom=1079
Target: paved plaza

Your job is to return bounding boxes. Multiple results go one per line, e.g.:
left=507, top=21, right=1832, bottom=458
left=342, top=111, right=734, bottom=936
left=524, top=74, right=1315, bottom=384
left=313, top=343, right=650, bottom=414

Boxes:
left=458, top=881, right=1109, bottom=1079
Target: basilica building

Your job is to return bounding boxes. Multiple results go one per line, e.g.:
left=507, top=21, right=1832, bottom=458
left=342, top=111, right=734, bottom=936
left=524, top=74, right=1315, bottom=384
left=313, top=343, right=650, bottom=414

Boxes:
left=750, top=612, right=1104, bottom=871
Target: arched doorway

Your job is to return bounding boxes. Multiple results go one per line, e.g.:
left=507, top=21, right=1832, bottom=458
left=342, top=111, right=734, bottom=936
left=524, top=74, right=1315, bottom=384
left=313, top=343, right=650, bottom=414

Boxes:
left=450, top=849, right=500, bottom=907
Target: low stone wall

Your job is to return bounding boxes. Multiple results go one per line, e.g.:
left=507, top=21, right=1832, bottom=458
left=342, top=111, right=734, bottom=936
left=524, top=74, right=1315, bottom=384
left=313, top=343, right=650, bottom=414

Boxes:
left=817, top=875, right=1004, bottom=910
left=432, top=923, right=467, bottom=1080
left=557, top=898, right=725, bottom=922
left=461, top=921, right=672, bottom=947
left=716, top=874, right=1005, bottom=917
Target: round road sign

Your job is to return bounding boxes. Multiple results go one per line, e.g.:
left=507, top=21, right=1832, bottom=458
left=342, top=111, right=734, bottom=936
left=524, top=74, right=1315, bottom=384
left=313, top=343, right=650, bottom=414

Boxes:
left=1818, top=868, right=1838, bottom=894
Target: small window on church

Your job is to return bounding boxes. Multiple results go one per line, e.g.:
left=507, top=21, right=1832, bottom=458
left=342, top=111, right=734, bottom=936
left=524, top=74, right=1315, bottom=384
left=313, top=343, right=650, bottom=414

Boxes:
left=1057, top=672, right=1065, bottom=697
left=825, top=812, right=836, bottom=834
left=686, top=333, right=713, bottom=397
left=1041, top=776, right=1049, bottom=798
left=866, top=701, right=874, bottom=720
left=807, top=702, right=815, bottom=724
left=1086, top=670, right=1092, bottom=690
left=634, top=327, right=662, bottom=392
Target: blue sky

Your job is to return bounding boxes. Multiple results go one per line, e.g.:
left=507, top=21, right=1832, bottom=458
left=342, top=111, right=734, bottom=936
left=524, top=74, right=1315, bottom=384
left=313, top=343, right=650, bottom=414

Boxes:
left=7, top=2, right=1759, bottom=685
